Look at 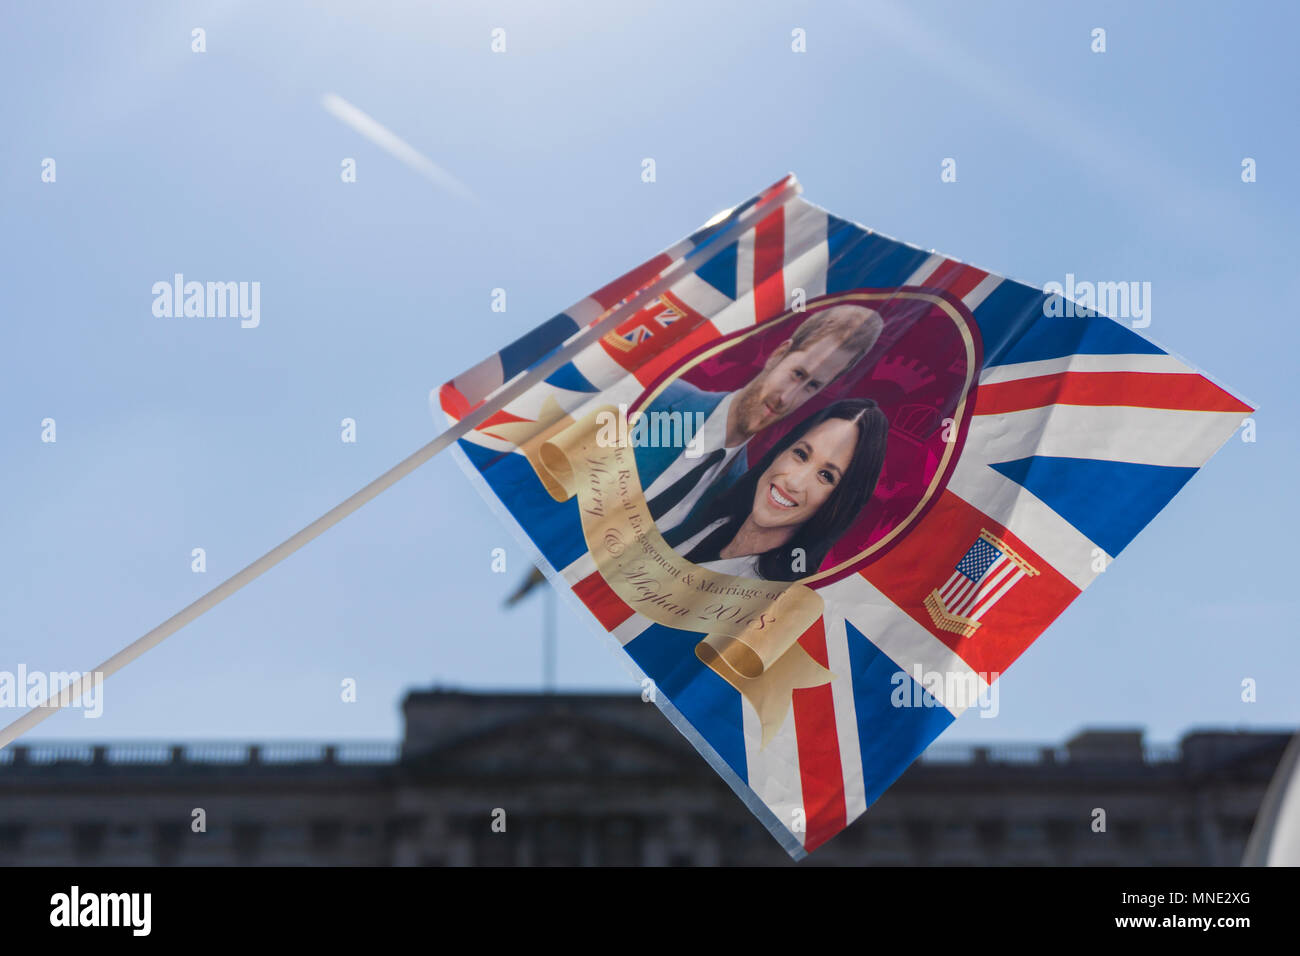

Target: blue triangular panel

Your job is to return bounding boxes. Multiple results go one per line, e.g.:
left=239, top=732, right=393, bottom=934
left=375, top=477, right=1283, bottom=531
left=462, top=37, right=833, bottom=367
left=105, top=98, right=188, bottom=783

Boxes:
left=990, top=456, right=1197, bottom=556
left=694, top=240, right=738, bottom=300
left=991, top=312, right=1165, bottom=367
left=544, top=361, right=599, bottom=392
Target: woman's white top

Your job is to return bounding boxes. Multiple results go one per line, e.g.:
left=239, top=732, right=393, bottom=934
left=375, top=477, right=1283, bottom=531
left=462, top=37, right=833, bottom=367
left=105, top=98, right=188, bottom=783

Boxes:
left=672, top=518, right=763, bottom=579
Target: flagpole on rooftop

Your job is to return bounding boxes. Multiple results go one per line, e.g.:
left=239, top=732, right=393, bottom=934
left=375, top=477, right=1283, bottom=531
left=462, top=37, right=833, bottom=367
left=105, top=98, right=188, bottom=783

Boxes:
left=505, top=566, right=556, bottom=692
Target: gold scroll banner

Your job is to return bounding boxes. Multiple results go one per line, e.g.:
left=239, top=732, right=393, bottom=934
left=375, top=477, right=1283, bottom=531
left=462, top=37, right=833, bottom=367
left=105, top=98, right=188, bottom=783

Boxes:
left=522, top=403, right=832, bottom=747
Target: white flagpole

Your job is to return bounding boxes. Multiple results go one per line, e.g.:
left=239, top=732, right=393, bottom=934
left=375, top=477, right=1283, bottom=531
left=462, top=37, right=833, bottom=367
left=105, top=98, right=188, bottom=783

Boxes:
left=0, top=178, right=801, bottom=750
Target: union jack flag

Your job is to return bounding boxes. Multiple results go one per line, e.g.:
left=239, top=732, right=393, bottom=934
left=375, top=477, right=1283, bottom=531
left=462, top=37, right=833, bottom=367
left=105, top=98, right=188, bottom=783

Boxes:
left=433, top=174, right=1254, bottom=859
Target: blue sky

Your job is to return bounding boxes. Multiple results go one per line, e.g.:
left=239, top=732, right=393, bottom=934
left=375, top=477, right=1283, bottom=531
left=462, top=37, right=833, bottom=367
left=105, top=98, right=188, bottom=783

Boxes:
left=2, top=0, right=1296, bottom=746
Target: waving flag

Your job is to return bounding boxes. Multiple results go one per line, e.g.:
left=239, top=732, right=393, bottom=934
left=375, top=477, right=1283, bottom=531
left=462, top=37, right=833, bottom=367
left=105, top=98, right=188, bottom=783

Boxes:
left=433, top=173, right=1254, bottom=859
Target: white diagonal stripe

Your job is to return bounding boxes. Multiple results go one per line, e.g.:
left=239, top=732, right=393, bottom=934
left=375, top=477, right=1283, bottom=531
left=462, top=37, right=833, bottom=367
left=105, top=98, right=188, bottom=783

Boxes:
left=818, top=575, right=987, bottom=717
left=823, top=611, right=868, bottom=820
left=947, top=458, right=1100, bottom=591
left=962, top=274, right=1002, bottom=310
left=742, top=685, right=806, bottom=848
left=980, top=352, right=1193, bottom=386
left=966, top=404, right=1247, bottom=468
left=785, top=204, right=828, bottom=300
left=905, top=253, right=945, bottom=286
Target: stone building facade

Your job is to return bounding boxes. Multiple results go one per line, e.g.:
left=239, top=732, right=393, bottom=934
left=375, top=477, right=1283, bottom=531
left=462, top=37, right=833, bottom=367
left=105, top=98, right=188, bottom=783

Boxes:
left=0, top=690, right=1289, bottom=866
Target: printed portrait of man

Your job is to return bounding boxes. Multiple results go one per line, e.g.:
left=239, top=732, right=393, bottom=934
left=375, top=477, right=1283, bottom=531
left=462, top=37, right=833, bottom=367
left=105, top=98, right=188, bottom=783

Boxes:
left=633, top=304, right=885, bottom=539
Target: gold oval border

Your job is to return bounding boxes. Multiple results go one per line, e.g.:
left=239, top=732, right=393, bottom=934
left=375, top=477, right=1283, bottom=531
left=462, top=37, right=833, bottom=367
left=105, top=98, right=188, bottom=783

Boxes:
left=632, top=290, right=978, bottom=586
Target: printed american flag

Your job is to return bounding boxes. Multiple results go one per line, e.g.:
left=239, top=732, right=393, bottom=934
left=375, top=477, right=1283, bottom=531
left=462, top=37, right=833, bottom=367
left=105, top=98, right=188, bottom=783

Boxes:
left=944, top=537, right=1006, bottom=617
left=932, top=531, right=1035, bottom=626
left=432, top=174, right=1255, bottom=859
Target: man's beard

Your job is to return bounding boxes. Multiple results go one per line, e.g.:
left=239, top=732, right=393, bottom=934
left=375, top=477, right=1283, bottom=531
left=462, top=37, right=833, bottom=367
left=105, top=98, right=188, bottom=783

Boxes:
left=733, top=380, right=776, bottom=438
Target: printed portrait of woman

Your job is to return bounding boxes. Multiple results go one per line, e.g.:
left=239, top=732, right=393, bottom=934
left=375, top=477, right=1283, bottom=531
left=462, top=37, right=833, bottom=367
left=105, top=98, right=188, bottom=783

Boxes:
left=663, top=399, right=889, bottom=581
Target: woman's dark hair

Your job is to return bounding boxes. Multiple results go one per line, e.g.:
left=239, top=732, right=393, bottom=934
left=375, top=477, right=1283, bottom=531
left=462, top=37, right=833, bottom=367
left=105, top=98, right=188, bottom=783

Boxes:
left=667, top=398, right=889, bottom=581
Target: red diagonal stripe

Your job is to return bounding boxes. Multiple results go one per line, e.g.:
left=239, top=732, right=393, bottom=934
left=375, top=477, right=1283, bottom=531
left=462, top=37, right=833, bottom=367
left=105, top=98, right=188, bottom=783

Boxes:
left=479, top=408, right=532, bottom=430
left=572, top=572, right=634, bottom=631
left=438, top=381, right=478, bottom=420
left=974, top=371, right=1253, bottom=416
left=758, top=173, right=797, bottom=203
left=753, top=206, right=786, bottom=323
left=924, top=260, right=989, bottom=301
left=590, top=253, right=675, bottom=310
left=792, top=618, right=847, bottom=853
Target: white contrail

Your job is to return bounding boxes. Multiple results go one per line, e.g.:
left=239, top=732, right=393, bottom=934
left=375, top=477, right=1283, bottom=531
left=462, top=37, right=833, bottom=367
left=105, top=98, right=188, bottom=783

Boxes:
left=321, top=92, right=474, bottom=202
